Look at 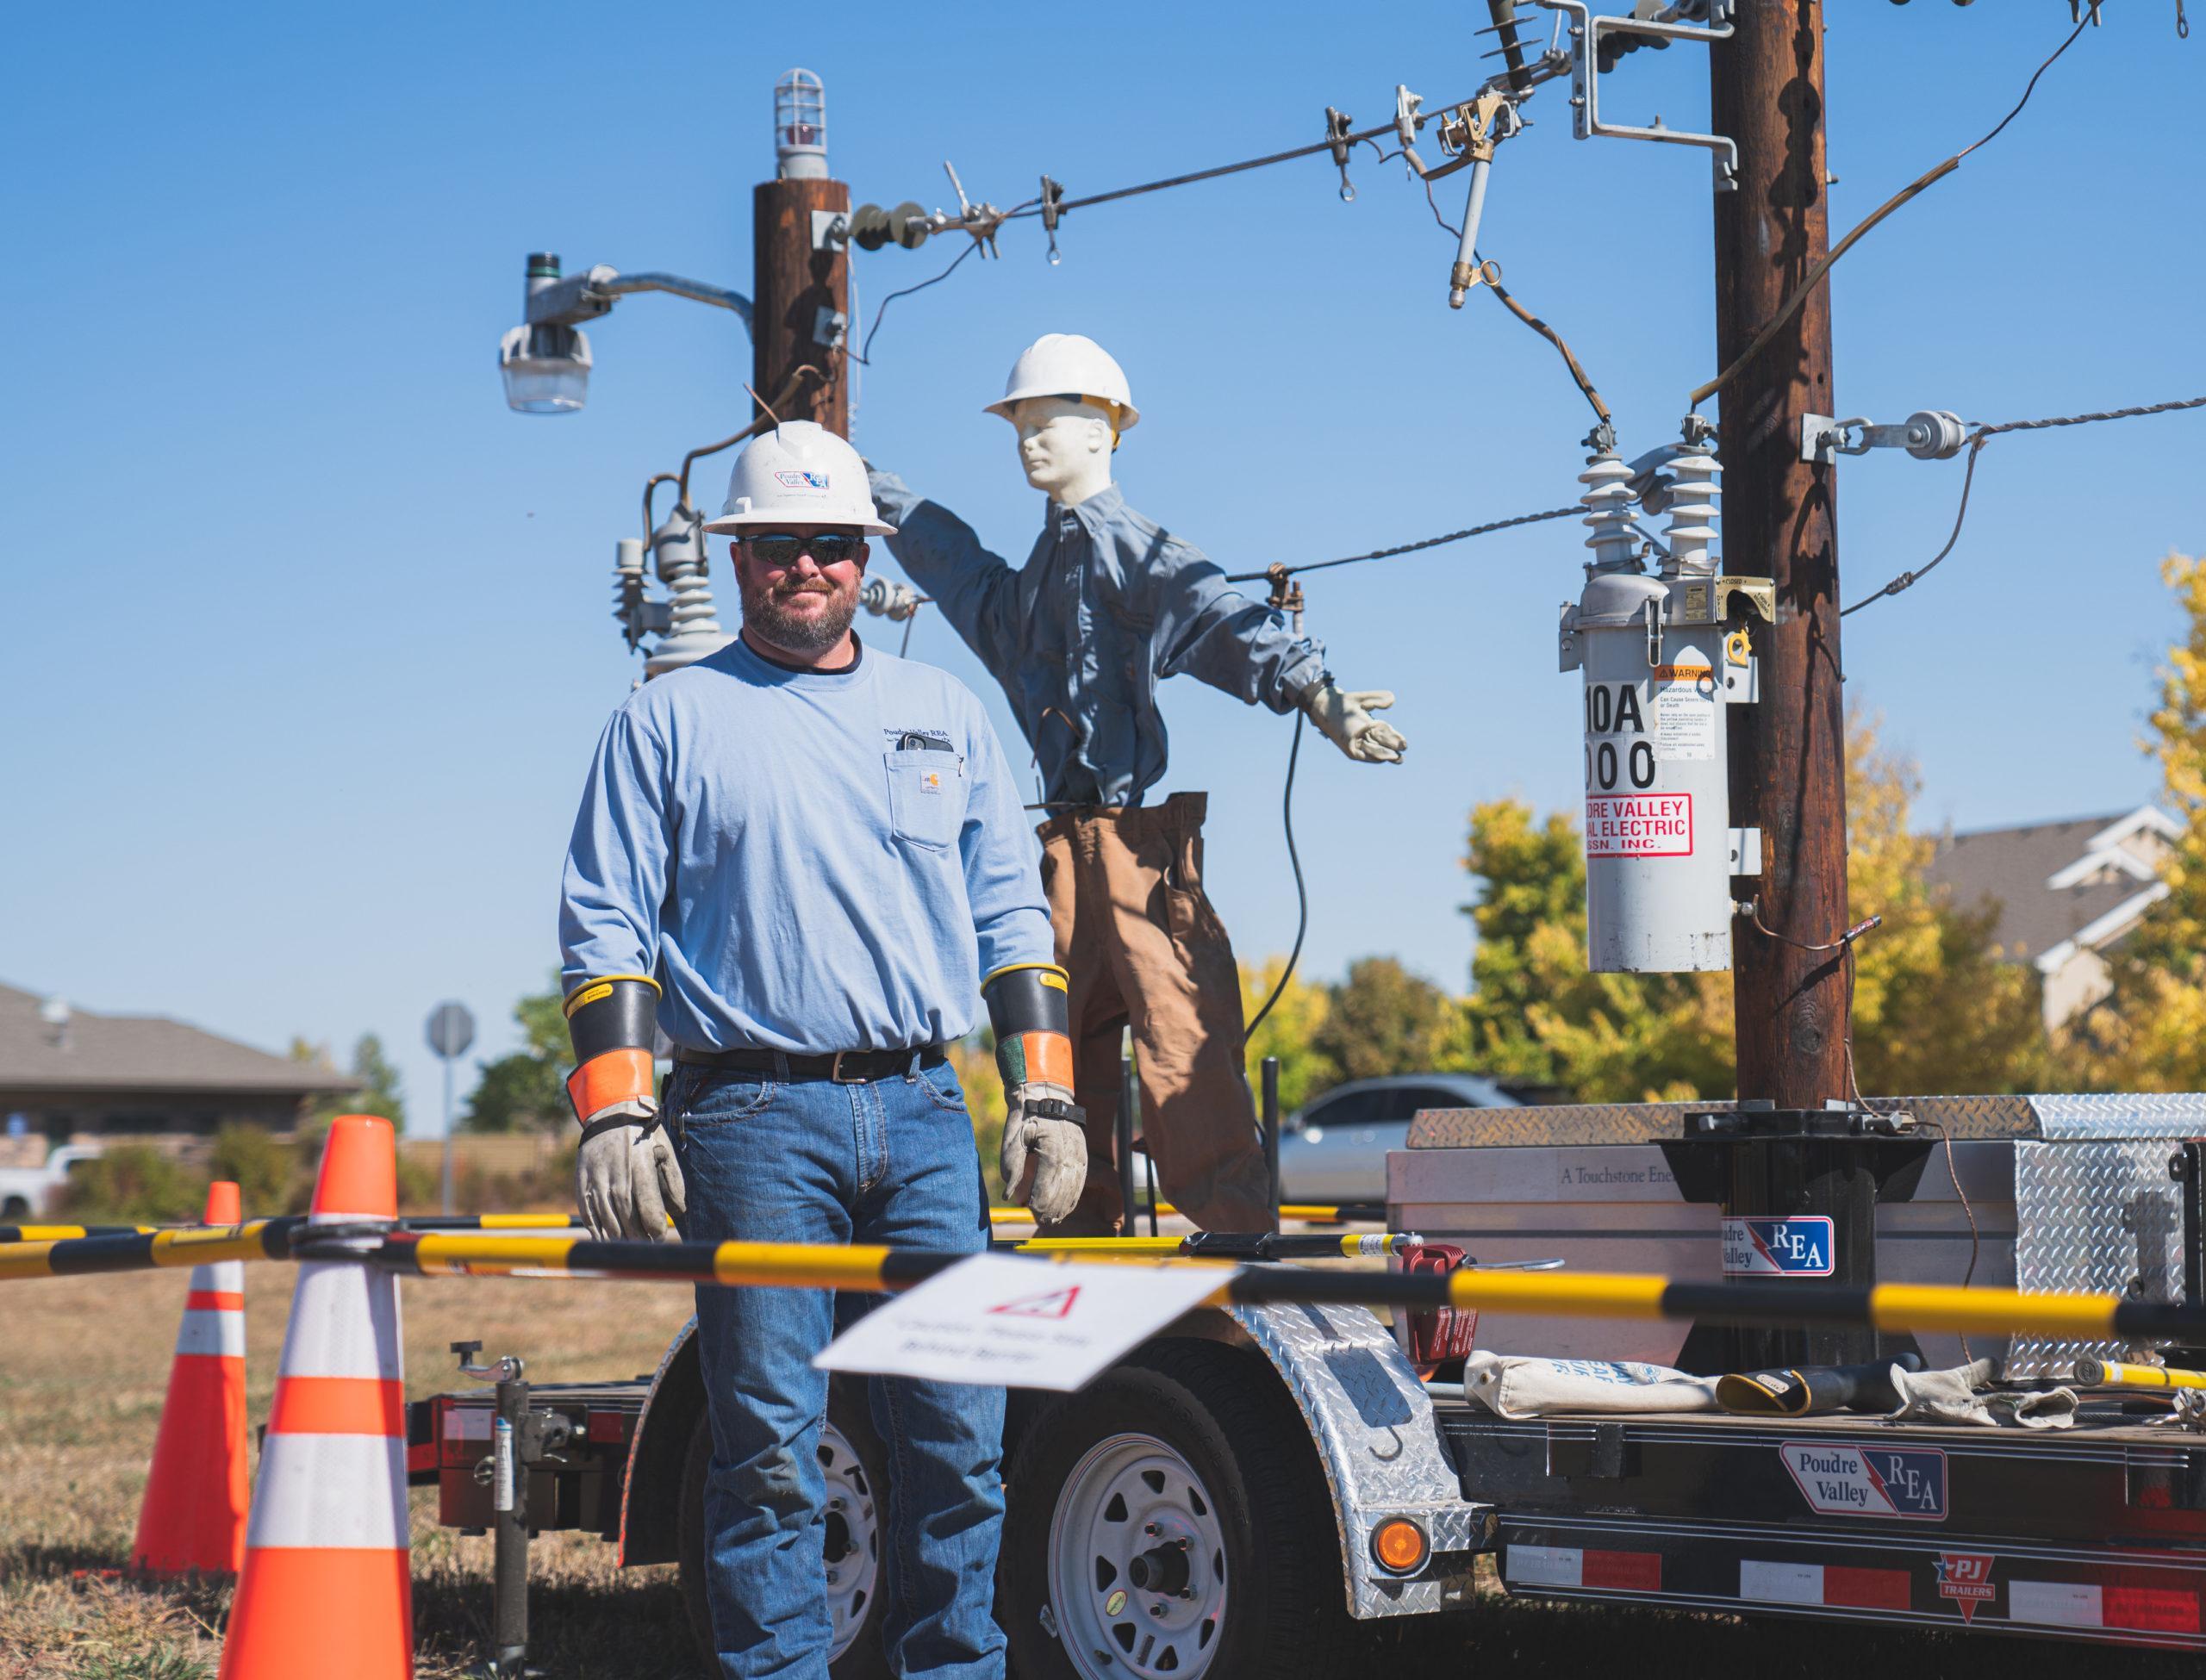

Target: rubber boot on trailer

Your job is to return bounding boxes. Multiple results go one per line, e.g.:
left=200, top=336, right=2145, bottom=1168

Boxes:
left=130, top=1180, right=252, bottom=1577
left=220, top=1115, right=412, bottom=1680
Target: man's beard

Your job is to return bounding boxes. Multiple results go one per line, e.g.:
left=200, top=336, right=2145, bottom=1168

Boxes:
left=742, top=577, right=857, bottom=653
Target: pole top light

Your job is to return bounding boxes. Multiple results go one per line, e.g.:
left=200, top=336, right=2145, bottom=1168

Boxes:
left=776, top=69, right=826, bottom=180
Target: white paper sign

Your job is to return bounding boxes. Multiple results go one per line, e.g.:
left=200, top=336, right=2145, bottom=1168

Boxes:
left=813, top=1254, right=1233, bottom=1391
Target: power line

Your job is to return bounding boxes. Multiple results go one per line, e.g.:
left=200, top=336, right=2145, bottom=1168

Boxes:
left=1691, top=9, right=2097, bottom=409
left=1842, top=395, right=2206, bottom=617
left=1003, top=108, right=1464, bottom=220
left=1224, top=504, right=1580, bottom=585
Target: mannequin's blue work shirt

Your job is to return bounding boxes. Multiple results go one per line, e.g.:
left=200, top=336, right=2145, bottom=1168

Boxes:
left=868, top=470, right=1327, bottom=808
left=558, top=634, right=1053, bottom=1054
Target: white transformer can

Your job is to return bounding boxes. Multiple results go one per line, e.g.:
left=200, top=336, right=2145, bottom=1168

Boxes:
left=1559, top=437, right=1757, bottom=974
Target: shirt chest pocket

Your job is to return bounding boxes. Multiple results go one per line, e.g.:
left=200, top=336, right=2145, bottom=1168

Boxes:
left=885, top=750, right=966, bottom=850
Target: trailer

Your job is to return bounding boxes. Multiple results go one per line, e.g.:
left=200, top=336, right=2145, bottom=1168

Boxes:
left=411, top=1092, right=2206, bottom=1677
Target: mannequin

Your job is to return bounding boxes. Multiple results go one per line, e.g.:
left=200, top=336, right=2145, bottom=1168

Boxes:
left=869, top=334, right=1406, bottom=1235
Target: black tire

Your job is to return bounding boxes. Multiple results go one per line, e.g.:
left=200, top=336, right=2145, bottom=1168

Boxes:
left=678, top=1374, right=893, bottom=1680
left=1, top=1196, right=29, bottom=1220
left=1000, top=1338, right=1357, bottom=1680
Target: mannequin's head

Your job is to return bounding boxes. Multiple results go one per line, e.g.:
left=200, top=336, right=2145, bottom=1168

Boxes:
left=1006, top=395, right=1119, bottom=507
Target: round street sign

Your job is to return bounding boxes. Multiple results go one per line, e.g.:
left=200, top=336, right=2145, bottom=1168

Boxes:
left=427, top=1001, right=476, bottom=1061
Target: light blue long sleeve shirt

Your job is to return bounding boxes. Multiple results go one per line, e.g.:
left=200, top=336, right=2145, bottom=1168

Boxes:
left=868, top=470, right=1329, bottom=808
left=559, top=634, right=1054, bottom=1055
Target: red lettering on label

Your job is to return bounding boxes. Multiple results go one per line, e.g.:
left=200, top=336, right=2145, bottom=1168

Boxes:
left=1585, top=794, right=1694, bottom=858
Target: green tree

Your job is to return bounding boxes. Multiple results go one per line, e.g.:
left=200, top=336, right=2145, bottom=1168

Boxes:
left=299, top=1033, right=404, bottom=1132
left=1240, top=956, right=1337, bottom=1113
left=209, top=1123, right=297, bottom=1216
left=59, top=1145, right=206, bottom=1224
left=1312, top=957, right=1453, bottom=1086
left=1453, top=710, right=2044, bottom=1103
left=464, top=974, right=573, bottom=1133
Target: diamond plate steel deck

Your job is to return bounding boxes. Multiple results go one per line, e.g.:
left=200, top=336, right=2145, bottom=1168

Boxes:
left=2008, top=1139, right=2190, bottom=1378
left=1407, top=1093, right=2206, bottom=1149
left=1227, top=1298, right=1493, bottom=1618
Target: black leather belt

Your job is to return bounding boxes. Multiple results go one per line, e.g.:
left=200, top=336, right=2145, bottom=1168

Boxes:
left=672, top=1044, right=948, bottom=1084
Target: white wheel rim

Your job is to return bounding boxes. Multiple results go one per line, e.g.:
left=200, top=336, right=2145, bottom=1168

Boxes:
left=819, top=1419, right=880, bottom=1660
left=1046, top=1433, right=1227, bottom=1680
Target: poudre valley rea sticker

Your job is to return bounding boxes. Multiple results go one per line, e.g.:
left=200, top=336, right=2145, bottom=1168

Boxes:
left=1779, top=1442, right=1947, bottom=1521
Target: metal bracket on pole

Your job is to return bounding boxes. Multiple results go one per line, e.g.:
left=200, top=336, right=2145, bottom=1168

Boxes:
left=1530, top=0, right=1740, bottom=190
left=1801, top=410, right=1968, bottom=464
left=527, top=265, right=755, bottom=335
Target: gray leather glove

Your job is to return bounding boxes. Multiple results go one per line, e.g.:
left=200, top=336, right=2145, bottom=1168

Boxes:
left=1000, top=1091, right=1087, bottom=1226
left=574, top=1099, right=686, bottom=1242
left=1300, top=679, right=1407, bottom=763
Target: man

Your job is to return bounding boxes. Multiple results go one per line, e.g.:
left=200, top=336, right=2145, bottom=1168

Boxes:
left=869, top=333, right=1409, bottom=1237
left=558, top=419, right=1086, bottom=1679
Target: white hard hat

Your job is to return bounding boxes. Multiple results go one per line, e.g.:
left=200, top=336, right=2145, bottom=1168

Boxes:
left=983, top=333, right=1139, bottom=432
left=702, top=420, right=895, bottom=536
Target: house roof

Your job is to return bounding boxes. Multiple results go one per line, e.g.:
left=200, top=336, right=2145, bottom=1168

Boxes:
left=0, top=982, right=359, bottom=1098
left=1923, top=807, right=2178, bottom=965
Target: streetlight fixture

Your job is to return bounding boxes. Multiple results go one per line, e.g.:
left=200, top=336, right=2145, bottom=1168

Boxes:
left=497, top=252, right=753, bottom=415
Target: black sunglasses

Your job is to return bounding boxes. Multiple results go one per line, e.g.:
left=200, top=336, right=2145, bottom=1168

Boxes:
left=745, top=532, right=863, bottom=568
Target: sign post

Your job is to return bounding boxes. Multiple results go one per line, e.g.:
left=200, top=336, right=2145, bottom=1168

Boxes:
left=426, top=1002, right=477, bottom=1216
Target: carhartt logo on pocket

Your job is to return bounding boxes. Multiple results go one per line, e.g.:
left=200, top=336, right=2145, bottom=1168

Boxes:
left=921, top=771, right=943, bottom=793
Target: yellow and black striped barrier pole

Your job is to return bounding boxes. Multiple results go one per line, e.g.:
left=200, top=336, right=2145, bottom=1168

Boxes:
left=0, top=1217, right=308, bottom=1281
left=0, top=1223, right=153, bottom=1243
left=276, top=1233, right=2206, bottom=1344
left=11, top=1223, right=2206, bottom=1347
left=0, top=1211, right=589, bottom=1281
left=989, top=1202, right=1388, bottom=1225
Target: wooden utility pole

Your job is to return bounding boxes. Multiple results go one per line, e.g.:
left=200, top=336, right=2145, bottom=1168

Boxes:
left=752, top=176, right=851, bottom=437
left=1711, top=1, right=1849, bottom=1106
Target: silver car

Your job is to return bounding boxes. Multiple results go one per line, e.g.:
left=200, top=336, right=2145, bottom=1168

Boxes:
left=1275, top=1073, right=1522, bottom=1207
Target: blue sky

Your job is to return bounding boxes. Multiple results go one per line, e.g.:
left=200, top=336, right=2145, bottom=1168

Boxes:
left=4, top=3, right=2201, bottom=1131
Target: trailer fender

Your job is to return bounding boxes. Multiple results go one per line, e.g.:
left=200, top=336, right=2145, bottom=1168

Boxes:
left=1225, top=1299, right=1495, bottom=1618
left=620, top=1316, right=704, bottom=1566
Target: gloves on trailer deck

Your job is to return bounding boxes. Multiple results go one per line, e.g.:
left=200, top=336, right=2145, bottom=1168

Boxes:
left=564, top=976, right=685, bottom=1242
left=1299, top=679, right=1408, bottom=764
left=983, top=964, right=1088, bottom=1227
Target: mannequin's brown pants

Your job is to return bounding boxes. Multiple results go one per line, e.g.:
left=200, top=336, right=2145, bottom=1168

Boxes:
left=1034, top=793, right=1274, bottom=1235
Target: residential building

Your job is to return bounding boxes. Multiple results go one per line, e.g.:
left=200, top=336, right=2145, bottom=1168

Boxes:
left=1923, top=806, right=2179, bottom=1030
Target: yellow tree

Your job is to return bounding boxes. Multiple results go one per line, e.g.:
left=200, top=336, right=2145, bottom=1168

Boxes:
left=1455, top=712, right=2043, bottom=1102
left=1240, top=956, right=1336, bottom=1113
left=2058, top=552, right=2206, bottom=1089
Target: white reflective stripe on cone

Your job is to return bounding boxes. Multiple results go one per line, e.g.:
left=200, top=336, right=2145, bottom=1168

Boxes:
left=272, top=1262, right=403, bottom=1381
left=246, top=1434, right=409, bottom=1549
left=190, top=1258, right=246, bottom=1294
left=175, top=1310, right=247, bottom=1359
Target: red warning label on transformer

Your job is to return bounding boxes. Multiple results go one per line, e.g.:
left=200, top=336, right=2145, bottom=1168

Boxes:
left=1586, top=794, right=1693, bottom=857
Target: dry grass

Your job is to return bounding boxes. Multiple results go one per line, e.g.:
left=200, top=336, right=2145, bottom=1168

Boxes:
left=9, top=1263, right=2206, bottom=1678
left=0, top=1263, right=696, bottom=1680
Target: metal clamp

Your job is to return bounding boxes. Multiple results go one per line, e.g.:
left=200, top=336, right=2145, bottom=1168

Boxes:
left=1801, top=410, right=1968, bottom=464
left=1530, top=0, right=1739, bottom=190
left=1324, top=108, right=1356, bottom=202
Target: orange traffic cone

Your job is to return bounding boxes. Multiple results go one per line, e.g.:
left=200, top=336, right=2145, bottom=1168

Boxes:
left=130, top=1179, right=251, bottom=1577
left=220, top=1115, right=412, bottom=1680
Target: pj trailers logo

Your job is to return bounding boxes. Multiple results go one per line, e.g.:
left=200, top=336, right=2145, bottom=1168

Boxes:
left=1935, top=1552, right=1997, bottom=1621
left=1779, top=1442, right=1947, bottom=1521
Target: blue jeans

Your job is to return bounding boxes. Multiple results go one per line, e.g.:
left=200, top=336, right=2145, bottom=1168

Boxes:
left=669, top=1057, right=1006, bottom=1680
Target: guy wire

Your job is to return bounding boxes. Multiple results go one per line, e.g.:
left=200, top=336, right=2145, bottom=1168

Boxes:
left=1692, top=9, right=2097, bottom=410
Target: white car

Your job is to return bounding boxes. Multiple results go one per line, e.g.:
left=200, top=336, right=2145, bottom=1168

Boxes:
left=0, top=1143, right=105, bottom=1222
left=1276, top=1073, right=1520, bottom=1207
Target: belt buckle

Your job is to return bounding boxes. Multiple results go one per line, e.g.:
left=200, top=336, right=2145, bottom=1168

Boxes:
left=829, top=1050, right=863, bottom=1085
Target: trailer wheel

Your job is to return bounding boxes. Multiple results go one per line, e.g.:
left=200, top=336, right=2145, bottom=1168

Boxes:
left=1000, top=1339, right=1356, bottom=1680
left=1, top=1195, right=28, bottom=1220
left=677, top=1375, right=891, bottom=1678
